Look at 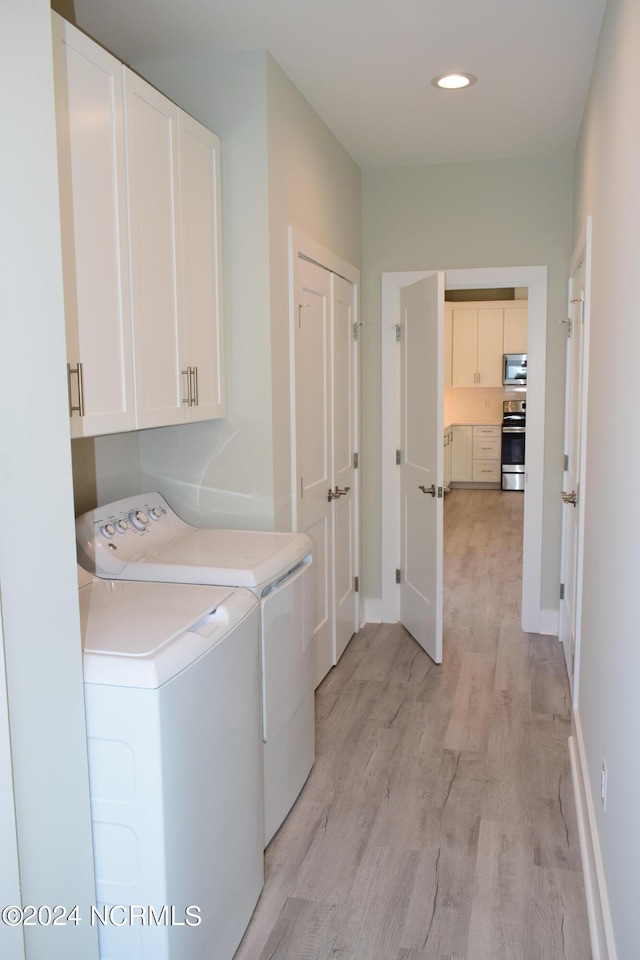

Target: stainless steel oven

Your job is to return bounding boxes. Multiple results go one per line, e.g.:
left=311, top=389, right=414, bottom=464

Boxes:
left=502, top=400, right=525, bottom=491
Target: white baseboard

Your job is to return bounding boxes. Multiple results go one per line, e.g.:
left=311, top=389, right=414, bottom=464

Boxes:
left=537, top=607, right=559, bottom=635
left=363, top=597, right=382, bottom=625
left=569, top=711, right=617, bottom=960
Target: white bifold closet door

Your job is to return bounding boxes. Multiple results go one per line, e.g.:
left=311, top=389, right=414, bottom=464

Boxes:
left=295, top=258, right=358, bottom=688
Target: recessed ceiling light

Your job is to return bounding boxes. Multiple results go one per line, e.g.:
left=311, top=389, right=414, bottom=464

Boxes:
left=431, top=73, right=477, bottom=90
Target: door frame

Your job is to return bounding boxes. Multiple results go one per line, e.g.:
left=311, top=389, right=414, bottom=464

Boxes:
left=381, top=265, right=549, bottom=634
left=288, top=228, right=362, bottom=627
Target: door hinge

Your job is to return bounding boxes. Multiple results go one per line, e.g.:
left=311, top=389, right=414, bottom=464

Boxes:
left=396, top=449, right=401, bottom=465
left=354, top=576, right=359, bottom=593
left=560, top=583, right=565, bottom=600
left=571, top=650, right=575, bottom=675
left=396, top=568, right=401, bottom=584
left=564, top=454, right=569, bottom=471
left=395, top=324, right=401, bottom=342
left=354, top=452, right=359, bottom=469
left=437, top=486, right=444, bottom=498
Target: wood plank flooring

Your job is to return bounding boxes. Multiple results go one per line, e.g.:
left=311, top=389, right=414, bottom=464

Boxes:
left=233, top=490, right=591, bottom=960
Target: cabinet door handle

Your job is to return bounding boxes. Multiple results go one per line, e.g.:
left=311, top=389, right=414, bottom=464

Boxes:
left=191, top=366, right=198, bottom=407
left=67, top=362, right=85, bottom=418
left=182, top=366, right=193, bottom=405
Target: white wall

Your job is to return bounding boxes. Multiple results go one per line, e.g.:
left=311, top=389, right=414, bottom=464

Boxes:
left=573, top=0, right=640, bottom=955
left=361, top=157, right=573, bottom=604
left=0, top=3, right=98, bottom=957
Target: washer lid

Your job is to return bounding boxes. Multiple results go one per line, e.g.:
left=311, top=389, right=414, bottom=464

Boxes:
left=118, top=528, right=312, bottom=590
left=79, top=576, right=236, bottom=686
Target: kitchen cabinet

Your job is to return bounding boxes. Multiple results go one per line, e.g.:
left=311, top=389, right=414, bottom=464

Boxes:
left=444, top=307, right=453, bottom=388
left=472, top=425, right=501, bottom=483
left=53, top=14, right=135, bottom=437
left=451, top=307, right=503, bottom=388
left=53, top=14, right=225, bottom=437
left=443, top=426, right=453, bottom=490
left=503, top=305, right=528, bottom=354
left=451, top=425, right=473, bottom=481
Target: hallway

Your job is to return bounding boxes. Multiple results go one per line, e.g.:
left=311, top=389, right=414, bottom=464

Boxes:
left=233, top=490, right=591, bottom=959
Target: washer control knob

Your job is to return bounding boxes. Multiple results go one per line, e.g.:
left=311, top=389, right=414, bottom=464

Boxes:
left=148, top=507, right=162, bottom=521
left=101, top=523, right=116, bottom=538
left=115, top=519, right=129, bottom=534
left=129, top=510, right=149, bottom=531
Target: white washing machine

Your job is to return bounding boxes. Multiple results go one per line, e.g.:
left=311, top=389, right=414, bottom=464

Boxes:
left=78, top=567, right=263, bottom=960
left=77, top=492, right=315, bottom=844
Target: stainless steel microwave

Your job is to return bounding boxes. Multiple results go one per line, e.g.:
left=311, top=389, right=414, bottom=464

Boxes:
left=503, top=353, right=527, bottom=386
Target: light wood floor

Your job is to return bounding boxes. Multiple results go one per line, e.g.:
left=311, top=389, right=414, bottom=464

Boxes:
left=233, top=489, right=591, bottom=960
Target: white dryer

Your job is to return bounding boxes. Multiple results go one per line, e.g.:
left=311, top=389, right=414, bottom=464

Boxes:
left=77, top=493, right=315, bottom=844
left=78, top=567, right=263, bottom=960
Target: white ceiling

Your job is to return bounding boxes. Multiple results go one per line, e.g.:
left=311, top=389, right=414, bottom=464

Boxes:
left=73, top=0, right=607, bottom=170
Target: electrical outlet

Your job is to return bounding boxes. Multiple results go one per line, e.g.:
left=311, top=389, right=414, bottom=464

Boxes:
left=601, top=759, right=608, bottom=812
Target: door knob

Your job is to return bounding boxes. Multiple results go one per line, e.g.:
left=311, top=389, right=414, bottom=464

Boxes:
left=327, top=488, right=340, bottom=502
left=561, top=490, right=577, bottom=506
left=334, top=486, right=351, bottom=497
left=418, top=484, right=437, bottom=497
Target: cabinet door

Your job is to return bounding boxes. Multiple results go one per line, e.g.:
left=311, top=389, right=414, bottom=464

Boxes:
left=444, top=306, right=453, bottom=388
left=503, top=306, right=528, bottom=353
left=451, top=426, right=473, bottom=481
left=476, top=308, right=504, bottom=387
left=124, top=68, right=184, bottom=429
left=451, top=310, right=478, bottom=387
left=52, top=14, right=135, bottom=437
left=178, top=112, right=225, bottom=421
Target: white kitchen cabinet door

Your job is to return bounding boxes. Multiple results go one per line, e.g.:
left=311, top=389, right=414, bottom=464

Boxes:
left=476, top=308, right=504, bottom=387
left=124, top=68, right=183, bottom=430
left=451, top=309, right=478, bottom=387
left=451, top=425, right=473, bottom=481
left=178, top=112, right=225, bottom=421
left=52, top=14, right=135, bottom=437
left=444, top=306, right=453, bottom=388
left=503, top=306, right=528, bottom=353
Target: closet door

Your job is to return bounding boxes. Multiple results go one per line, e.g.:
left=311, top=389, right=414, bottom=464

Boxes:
left=123, top=68, right=183, bottom=429
left=332, top=274, right=357, bottom=661
left=296, top=260, right=334, bottom=687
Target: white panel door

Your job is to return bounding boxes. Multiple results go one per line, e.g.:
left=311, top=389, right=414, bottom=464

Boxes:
left=178, top=111, right=225, bottom=421
left=124, top=68, right=183, bottom=429
left=52, top=15, right=135, bottom=437
left=559, top=251, right=587, bottom=693
left=399, top=273, right=444, bottom=664
left=332, top=274, right=357, bottom=662
left=296, top=260, right=334, bottom=687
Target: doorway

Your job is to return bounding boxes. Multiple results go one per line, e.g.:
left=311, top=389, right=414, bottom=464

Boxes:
left=381, top=265, right=549, bottom=636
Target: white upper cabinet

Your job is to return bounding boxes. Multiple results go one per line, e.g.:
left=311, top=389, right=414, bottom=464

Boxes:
left=53, top=15, right=225, bottom=437
left=177, top=112, right=225, bottom=421
left=123, top=69, right=183, bottom=429
left=503, top=305, right=528, bottom=353
left=52, top=13, right=135, bottom=437
left=450, top=300, right=526, bottom=388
